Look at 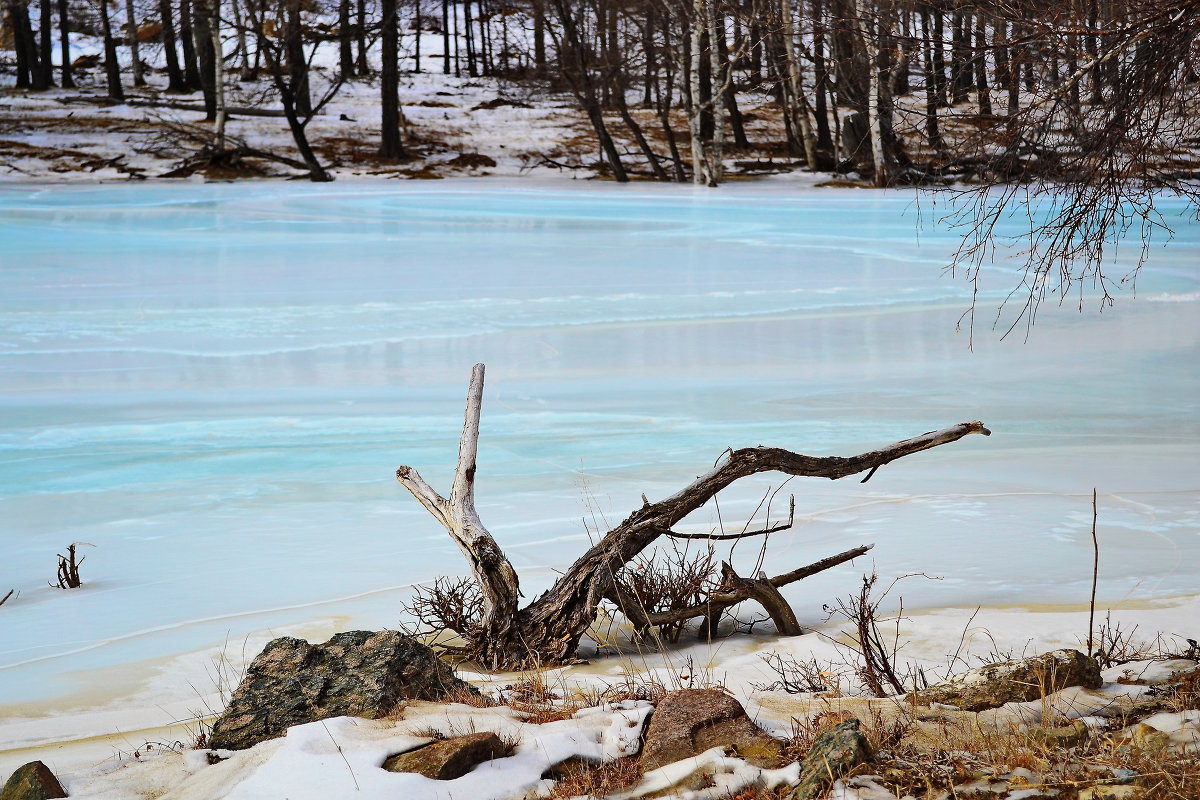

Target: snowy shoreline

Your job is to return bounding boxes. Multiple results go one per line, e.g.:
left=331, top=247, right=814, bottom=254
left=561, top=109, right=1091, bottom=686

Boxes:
left=4, top=593, right=1199, bottom=767
left=2, top=592, right=1199, bottom=795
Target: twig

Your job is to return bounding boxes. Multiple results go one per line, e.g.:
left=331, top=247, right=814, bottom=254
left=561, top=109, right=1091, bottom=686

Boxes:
left=634, top=544, right=874, bottom=630
left=320, top=721, right=360, bottom=791
left=664, top=496, right=795, bottom=540
left=1087, top=488, right=1099, bottom=657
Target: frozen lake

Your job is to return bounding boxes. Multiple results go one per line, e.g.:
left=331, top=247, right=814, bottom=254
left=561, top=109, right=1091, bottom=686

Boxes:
left=1, top=180, right=1198, bottom=724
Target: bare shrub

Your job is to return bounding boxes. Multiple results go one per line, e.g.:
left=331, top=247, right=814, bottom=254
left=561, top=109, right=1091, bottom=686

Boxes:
left=820, top=572, right=926, bottom=697
left=543, top=754, right=643, bottom=799
left=612, top=542, right=718, bottom=643
left=52, top=542, right=93, bottom=589
left=1088, top=614, right=1197, bottom=668
left=399, top=576, right=484, bottom=654
left=755, top=653, right=837, bottom=695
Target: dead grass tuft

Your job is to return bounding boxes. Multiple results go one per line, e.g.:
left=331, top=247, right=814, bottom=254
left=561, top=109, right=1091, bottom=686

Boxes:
left=542, top=755, right=643, bottom=799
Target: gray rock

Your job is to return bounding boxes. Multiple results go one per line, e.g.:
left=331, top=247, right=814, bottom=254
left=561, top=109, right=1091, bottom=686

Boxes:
left=1, top=761, right=67, bottom=800
left=787, top=718, right=873, bottom=800
left=639, top=689, right=784, bottom=772
left=1079, top=787, right=1146, bottom=800
left=909, top=649, right=1102, bottom=712
left=208, top=630, right=473, bottom=750
left=382, top=732, right=507, bottom=779
left=1029, top=719, right=1092, bottom=748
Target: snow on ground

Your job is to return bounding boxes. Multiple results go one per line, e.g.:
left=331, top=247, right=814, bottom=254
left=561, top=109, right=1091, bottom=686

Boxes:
left=54, top=700, right=652, bottom=800
left=0, top=67, right=592, bottom=181
left=5, top=593, right=1198, bottom=797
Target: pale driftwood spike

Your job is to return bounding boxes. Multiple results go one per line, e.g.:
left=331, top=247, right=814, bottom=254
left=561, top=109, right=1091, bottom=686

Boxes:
left=394, top=466, right=449, bottom=527
left=451, top=363, right=485, bottom=511
left=397, top=363, right=521, bottom=641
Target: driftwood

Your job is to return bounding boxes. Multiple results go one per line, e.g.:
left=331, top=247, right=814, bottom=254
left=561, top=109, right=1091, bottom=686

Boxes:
left=397, top=364, right=990, bottom=670
left=615, top=544, right=875, bottom=641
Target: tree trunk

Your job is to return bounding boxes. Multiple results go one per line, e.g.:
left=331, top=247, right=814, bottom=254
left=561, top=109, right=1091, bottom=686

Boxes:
left=782, top=0, right=817, bottom=170
left=463, top=0, right=476, bottom=76
left=931, top=6, right=946, bottom=104
left=10, top=0, right=36, bottom=89
left=211, top=0, right=227, bottom=149
left=356, top=0, right=368, bottom=73
left=229, top=0, right=251, bottom=78
left=919, top=8, right=941, bottom=153
left=548, top=0, right=628, bottom=181
left=950, top=9, right=970, bottom=104
left=180, top=0, right=202, bottom=89
left=37, top=0, right=54, bottom=88
left=811, top=0, right=833, bottom=152
left=533, top=0, right=545, bottom=75
left=380, top=0, right=406, bottom=158
left=398, top=364, right=990, bottom=670
left=973, top=12, right=991, bottom=116
left=194, top=0, right=217, bottom=118
left=706, top=0, right=725, bottom=184
left=159, top=0, right=187, bottom=90
left=284, top=0, right=310, bottom=116
left=339, top=0, right=354, bottom=75
left=441, top=0, right=450, bottom=73
left=413, top=0, right=421, bottom=72
left=57, top=0, right=73, bottom=87
left=99, top=0, right=126, bottom=99
left=656, top=15, right=688, bottom=182
left=859, top=0, right=885, bottom=185
left=126, top=0, right=144, bottom=86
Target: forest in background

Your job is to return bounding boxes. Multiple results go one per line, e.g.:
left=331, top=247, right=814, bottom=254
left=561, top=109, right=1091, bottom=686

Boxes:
left=4, top=0, right=1198, bottom=186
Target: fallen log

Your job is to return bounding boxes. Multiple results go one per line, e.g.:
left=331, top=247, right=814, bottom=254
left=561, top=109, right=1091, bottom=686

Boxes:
left=56, top=94, right=288, bottom=117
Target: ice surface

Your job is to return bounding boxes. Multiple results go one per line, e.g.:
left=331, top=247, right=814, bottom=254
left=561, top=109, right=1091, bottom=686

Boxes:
left=0, top=181, right=1197, bottom=730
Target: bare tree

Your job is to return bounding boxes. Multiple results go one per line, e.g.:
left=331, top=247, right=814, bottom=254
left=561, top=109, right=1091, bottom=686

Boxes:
left=126, top=0, right=146, bottom=86
left=943, top=0, right=1200, bottom=339
left=239, top=0, right=346, bottom=180
left=98, top=0, right=127, bottom=100
left=397, top=363, right=990, bottom=670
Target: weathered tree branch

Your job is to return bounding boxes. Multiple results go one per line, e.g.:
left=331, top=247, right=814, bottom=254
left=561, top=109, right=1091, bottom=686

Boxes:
left=396, top=363, right=521, bottom=644
left=396, top=364, right=990, bottom=670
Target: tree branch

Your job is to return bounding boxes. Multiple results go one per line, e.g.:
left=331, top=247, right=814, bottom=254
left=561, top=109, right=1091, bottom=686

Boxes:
left=396, top=363, right=521, bottom=640
left=635, top=544, right=874, bottom=631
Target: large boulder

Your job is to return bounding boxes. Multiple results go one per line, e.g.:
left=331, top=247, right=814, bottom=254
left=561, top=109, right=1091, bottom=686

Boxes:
left=382, top=732, right=507, bottom=779
left=787, top=718, right=873, bottom=800
left=909, top=649, right=1102, bottom=712
left=1, top=761, right=67, bottom=800
left=640, top=689, right=784, bottom=771
left=208, top=630, right=473, bottom=750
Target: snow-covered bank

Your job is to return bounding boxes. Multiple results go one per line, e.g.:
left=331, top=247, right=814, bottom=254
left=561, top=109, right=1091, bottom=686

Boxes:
left=3, top=593, right=1199, bottom=797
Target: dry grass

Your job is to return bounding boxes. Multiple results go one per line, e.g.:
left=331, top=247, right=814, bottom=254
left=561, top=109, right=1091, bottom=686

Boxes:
left=542, top=755, right=644, bottom=799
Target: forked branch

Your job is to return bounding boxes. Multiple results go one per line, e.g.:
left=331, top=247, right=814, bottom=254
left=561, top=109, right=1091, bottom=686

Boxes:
left=396, top=363, right=521, bottom=637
